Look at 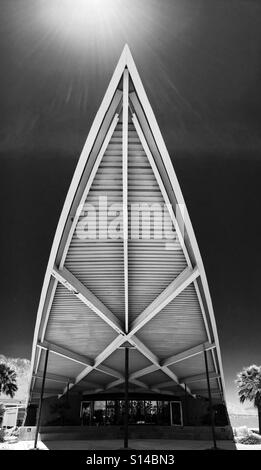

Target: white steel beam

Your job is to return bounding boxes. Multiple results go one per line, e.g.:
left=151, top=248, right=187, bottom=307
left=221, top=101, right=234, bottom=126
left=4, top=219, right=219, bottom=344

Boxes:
left=129, top=364, right=158, bottom=380
left=52, top=265, right=124, bottom=336
left=65, top=336, right=126, bottom=394
left=106, top=378, right=124, bottom=390
left=59, top=113, right=120, bottom=268
left=130, top=266, right=199, bottom=336
left=122, top=68, right=129, bottom=334
left=162, top=341, right=216, bottom=367
left=129, top=335, right=159, bottom=365
left=132, top=113, right=190, bottom=265
left=129, top=336, right=193, bottom=396
left=132, top=112, right=212, bottom=344
left=82, top=388, right=105, bottom=396
left=37, top=340, right=93, bottom=367
left=96, top=364, right=123, bottom=380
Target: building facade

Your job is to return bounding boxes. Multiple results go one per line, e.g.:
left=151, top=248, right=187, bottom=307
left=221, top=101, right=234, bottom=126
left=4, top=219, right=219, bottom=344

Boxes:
left=25, top=46, right=231, bottom=443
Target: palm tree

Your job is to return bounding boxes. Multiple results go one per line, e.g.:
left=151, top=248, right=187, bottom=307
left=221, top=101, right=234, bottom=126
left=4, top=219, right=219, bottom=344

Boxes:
left=0, top=363, right=18, bottom=398
left=236, top=364, right=261, bottom=434
left=0, top=403, right=4, bottom=424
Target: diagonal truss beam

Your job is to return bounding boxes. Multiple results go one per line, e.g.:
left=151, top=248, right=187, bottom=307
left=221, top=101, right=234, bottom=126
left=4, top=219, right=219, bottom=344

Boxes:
left=52, top=265, right=124, bottom=336
left=96, top=364, right=123, bottom=380
left=129, top=364, right=158, bottom=381
left=63, top=336, right=126, bottom=395
left=37, top=340, right=93, bottom=367
left=50, top=266, right=199, bottom=396
left=37, top=340, right=123, bottom=387
left=104, top=335, right=193, bottom=396
left=161, top=341, right=216, bottom=367
left=150, top=372, right=220, bottom=390
left=130, top=266, right=199, bottom=336
left=53, top=264, right=198, bottom=342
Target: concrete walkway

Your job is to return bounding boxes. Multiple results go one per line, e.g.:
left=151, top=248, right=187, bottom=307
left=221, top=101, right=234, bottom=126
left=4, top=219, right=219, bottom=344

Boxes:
left=1, top=439, right=260, bottom=450
left=43, top=439, right=237, bottom=450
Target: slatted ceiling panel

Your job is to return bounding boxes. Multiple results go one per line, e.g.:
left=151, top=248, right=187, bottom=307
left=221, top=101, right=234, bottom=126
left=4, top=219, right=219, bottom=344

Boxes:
left=103, top=387, right=122, bottom=393
left=169, top=350, right=215, bottom=379
left=64, top=121, right=125, bottom=322
left=159, top=383, right=181, bottom=392
left=128, top=383, right=139, bottom=391
left=127, top=123, right=188, bottom=322
left=140, top=370, right=171, bottom=386
left=74, top=381, right=101, bottom=392
left=45, top=284, right=117, bottom=358
left=128, top=248, right=187, bottom=320
left=37, top=351, right=86, bottom=378
left=102, top=348, right=152, bottom=375
left=34, top=378, right=64, bottom=392
left=135, top=284, right=207, bottom=359
left=65, top=241, right=125, bottom=317
left=81, top=369, right=114, bottom=386
left=33, top=378, right=62, bottom=394
left=191, top=378, right=220, bottom=393
left=129, top=349, right=153, bottom=373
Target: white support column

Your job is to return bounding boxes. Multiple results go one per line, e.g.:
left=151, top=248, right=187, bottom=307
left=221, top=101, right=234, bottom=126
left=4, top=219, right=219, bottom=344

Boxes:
left=122, top=68, right=129, bottom=334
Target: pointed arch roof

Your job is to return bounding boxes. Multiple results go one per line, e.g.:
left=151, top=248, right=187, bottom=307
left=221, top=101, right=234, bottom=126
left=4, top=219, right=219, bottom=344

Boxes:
left=28, top=45, right=226, bottom=404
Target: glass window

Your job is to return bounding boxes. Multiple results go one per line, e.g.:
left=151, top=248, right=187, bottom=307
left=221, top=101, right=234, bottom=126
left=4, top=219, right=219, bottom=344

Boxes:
left=80, top=401, right=91, bottom=425
left=94, top=401, right=106, bottom=425
left=106, top=400, right=116, bottom=425
left=157, top=401, right=170, bottom=425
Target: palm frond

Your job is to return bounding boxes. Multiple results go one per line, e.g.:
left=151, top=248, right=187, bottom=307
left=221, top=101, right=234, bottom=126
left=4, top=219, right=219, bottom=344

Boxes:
left=236, top=364, right=261, bottom=408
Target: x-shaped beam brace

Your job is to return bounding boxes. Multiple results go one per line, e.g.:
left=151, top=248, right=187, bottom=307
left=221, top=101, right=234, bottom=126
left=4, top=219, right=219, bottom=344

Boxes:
left=50, top=264, right=199, bottom=396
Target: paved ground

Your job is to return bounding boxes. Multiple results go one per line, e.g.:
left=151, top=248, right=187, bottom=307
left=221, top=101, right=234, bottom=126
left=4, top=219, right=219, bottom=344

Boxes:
left=44, top=439, right=238, bottom=450
left=0, top=439, right=238, bottom=450
left=1, top=438, right=261, bottom=450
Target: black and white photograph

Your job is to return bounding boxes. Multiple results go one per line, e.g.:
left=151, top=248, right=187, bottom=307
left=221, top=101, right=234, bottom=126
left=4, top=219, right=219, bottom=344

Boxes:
left=0, top=0, right=261, bottom=458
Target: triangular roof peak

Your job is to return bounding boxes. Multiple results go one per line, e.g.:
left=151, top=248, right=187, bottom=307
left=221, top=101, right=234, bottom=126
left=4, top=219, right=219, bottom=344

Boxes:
left=122, top=43, right=132, bottom=61
left=107, top=43, right=143, bottom=90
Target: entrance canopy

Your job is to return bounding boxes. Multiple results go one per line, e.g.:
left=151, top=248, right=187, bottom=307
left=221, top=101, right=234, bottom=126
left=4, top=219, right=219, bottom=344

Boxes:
left=28, top=45, right=226, bottom=405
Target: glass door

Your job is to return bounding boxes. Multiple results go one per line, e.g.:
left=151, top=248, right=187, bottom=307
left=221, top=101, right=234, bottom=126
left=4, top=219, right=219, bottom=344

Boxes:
left=170, top=401, right=183, bottom=426
left=80, top=401, right=92, bottom=425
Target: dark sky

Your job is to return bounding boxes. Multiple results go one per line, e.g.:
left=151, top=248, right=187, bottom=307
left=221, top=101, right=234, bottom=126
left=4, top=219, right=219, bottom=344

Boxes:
left=0, top=0, right=261, bottom=409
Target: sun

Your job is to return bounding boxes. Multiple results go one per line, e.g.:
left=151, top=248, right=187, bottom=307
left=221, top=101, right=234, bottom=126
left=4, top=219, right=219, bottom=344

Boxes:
left=37, top=0, right=121, bottom=43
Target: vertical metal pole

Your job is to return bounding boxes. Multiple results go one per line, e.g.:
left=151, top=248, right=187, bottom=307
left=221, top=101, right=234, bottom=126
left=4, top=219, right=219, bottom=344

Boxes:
left=124, top=346, right=129, bottom=449
left=91, top=401, right=94, bottom=426
left=34, top=348, right=49, bottom=449
left=184, top=383, right=189, bottom=425
left=66, top=381, right=70, bottom=402
left=204, top=349, right=217, bottom=449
